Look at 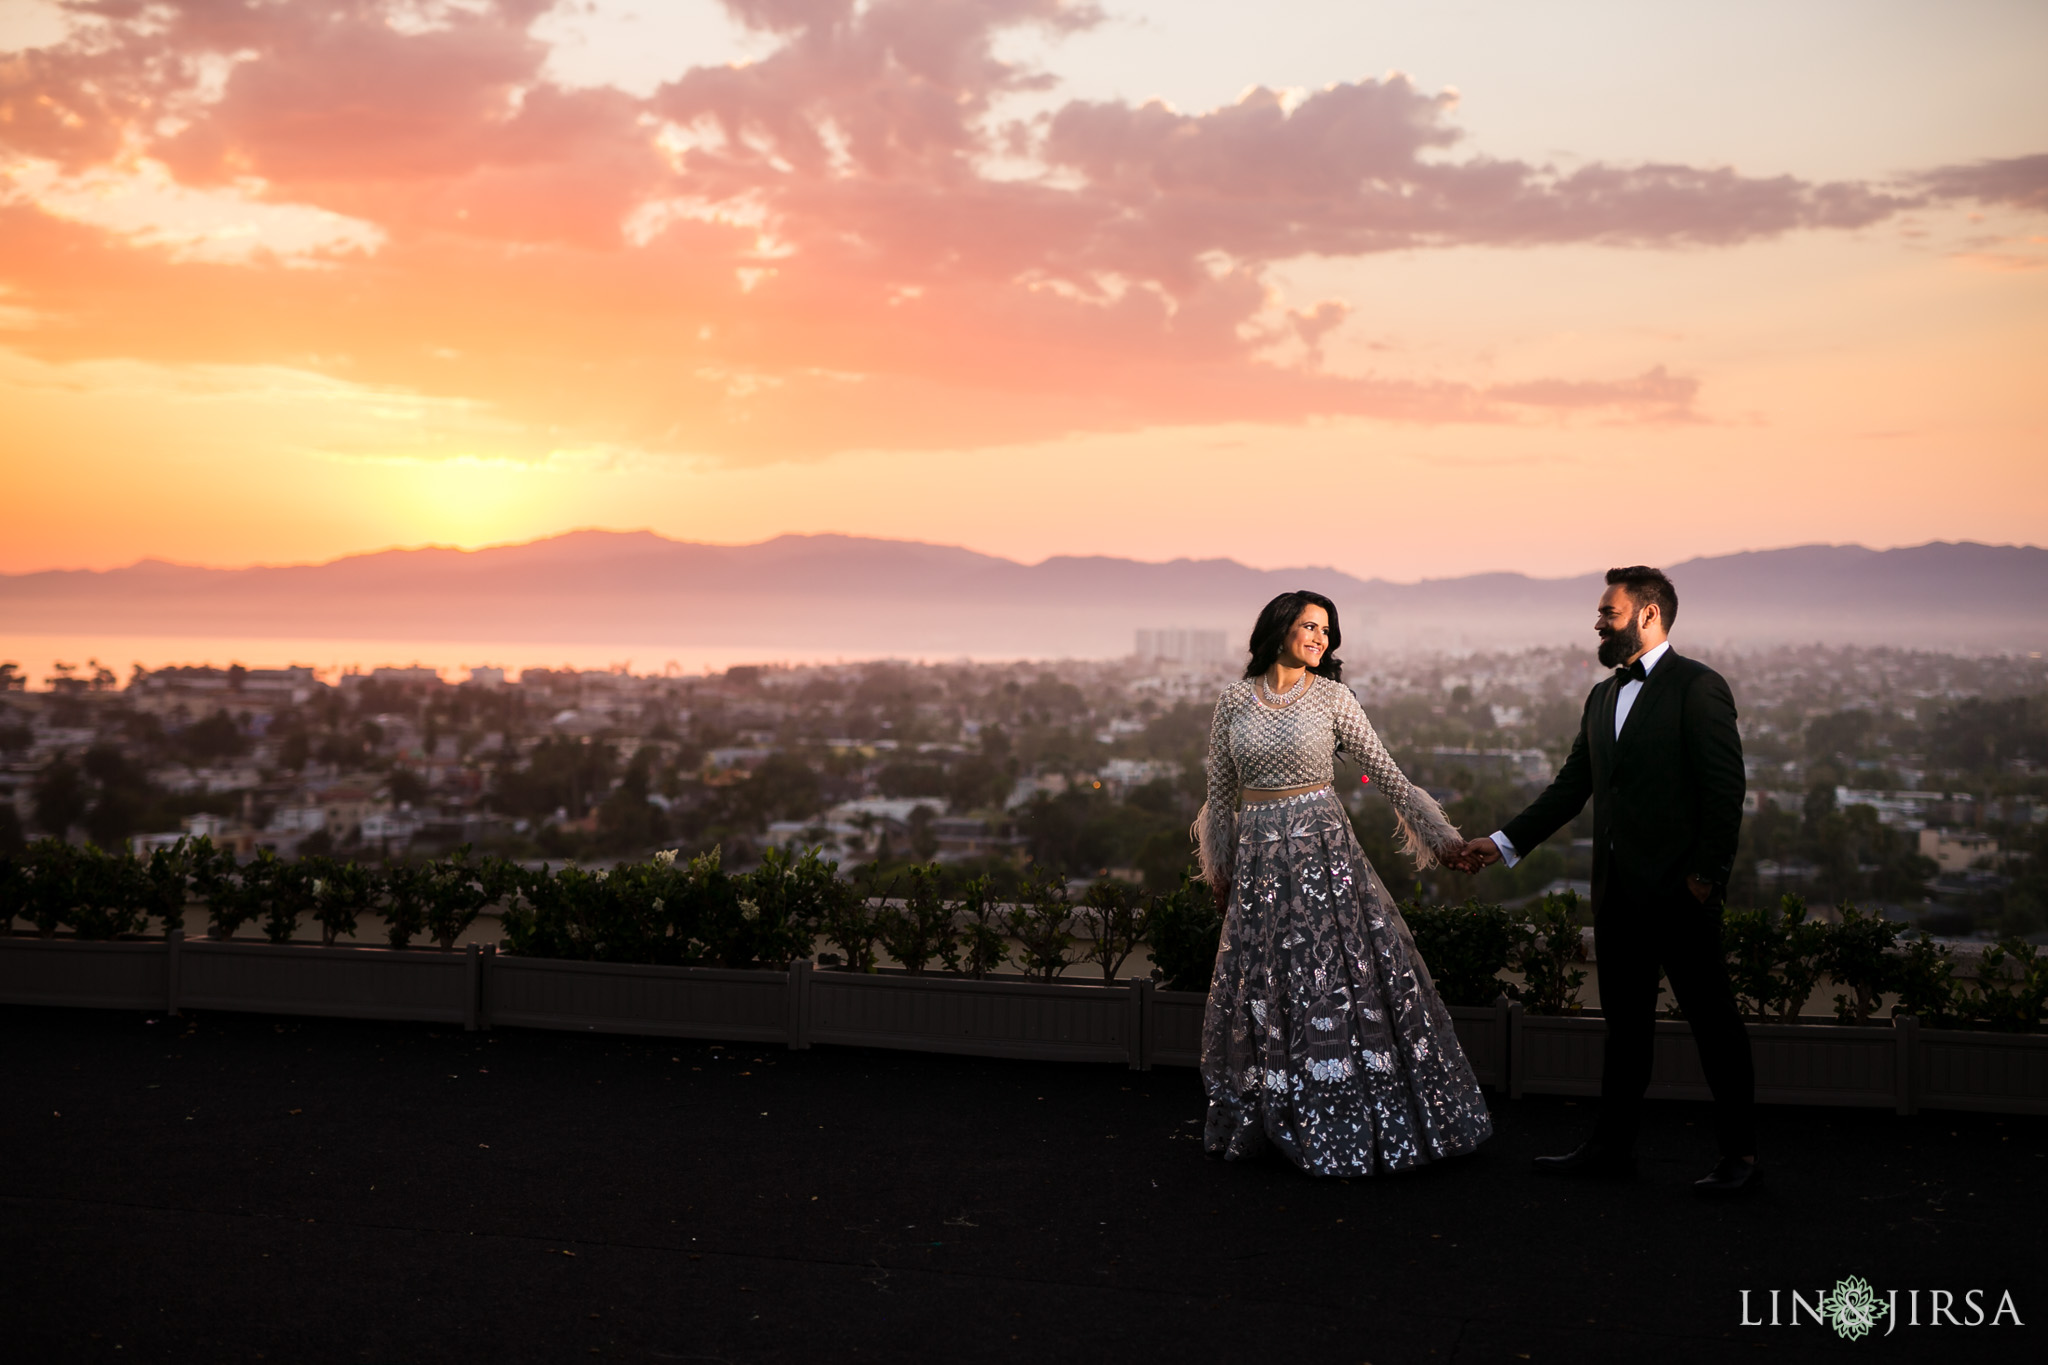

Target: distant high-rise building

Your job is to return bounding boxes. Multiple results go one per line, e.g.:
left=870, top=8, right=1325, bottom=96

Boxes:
left=1135, top=628, right=1231, bottom=664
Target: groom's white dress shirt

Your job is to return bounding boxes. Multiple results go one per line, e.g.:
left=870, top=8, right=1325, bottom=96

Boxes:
left=1486, top=641, right=1671, bottom=868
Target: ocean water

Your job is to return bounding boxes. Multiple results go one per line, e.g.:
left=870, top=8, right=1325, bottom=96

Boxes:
left=0, top=633, right=953, bottom=686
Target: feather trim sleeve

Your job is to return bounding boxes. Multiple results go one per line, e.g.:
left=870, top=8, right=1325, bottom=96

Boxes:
left=1329, top=683, right=1463, bottom=870
left=1191, top=686, right=1240, bottom=889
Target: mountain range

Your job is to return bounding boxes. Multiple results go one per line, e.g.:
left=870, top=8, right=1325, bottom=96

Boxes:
left=5, top=533, right=2045, bottom=659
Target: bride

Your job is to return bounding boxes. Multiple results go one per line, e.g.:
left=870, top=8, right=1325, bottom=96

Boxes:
left=1195, top=590, right=1493, bottom=1176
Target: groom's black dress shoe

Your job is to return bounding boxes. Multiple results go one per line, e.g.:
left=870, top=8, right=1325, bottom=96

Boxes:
left=1693, top=1157, right=1759, bottom=1196
left=1530, top=1142, right=1635, bottom=1178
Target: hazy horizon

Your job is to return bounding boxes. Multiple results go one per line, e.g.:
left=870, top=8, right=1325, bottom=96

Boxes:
left=7, top=536, right=2047, bottom=690
left=9, top=525, right=2046, bottom=583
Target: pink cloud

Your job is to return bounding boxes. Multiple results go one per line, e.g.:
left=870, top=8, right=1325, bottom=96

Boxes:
left=1915, top=153, right=2048, bottom=212
left=1486, top=367, right=1700, bottom=425
left=0, top=0, right=2036, bottom=459
left=1041, top=81, right=1905, bottom=272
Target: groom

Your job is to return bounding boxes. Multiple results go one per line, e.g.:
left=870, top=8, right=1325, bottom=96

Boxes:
left=1452, top=566, right=1756, bottom=1195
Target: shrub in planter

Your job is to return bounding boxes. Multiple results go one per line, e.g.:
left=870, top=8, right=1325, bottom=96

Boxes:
left=21, top=838, right=76, bottom=937
left=1772, top=898, right=1828, bottom=1021
left=383, top=862, right=432, bottom=949
left=0, top=851, right=21, bottom=934
left=1721, top=903, right=1775, bottom=1020
left=65, top=843, right=151, bottom=940
left=688, top=848, right=794, bottom=969
left=637, top=850, right=707, bottom=964
left=1402, top=898, right=1515, bottom=1008
left=953, top=874, right=1010, bottom=979
left=498, top=862, right=585, bottom=959
left=1075, top=878, right=1151, bottom=984
left=142, top=839, right=198, bottom=939
left=1819, top=904, right=1902, bottom=1024
left=875, top=862, right=958, bottom=975
left=261, top=856, right=312, bottom=943
left=635, top=850, right=717, bottom=964
left=204, top=849, right=268, bottom=939
left=1147, top=872, right=1221, bottom=993
left=1006, top=869, right=1077, bottom=982
left=598, top=860, right=681, bottom=962
left=501, top=848, right=751, bottom=965
left=736, top=846, right=837, bottom=968
left=199, top=849, right=288, bottom=942
left=598, top=862, right=663, bottom=960
left=1722, top=894, right=1827, bottom=1022
left=422, top=846, right=520, bottom=951
left=819, top=864, right=886, bottom=972
left=299, top=854, right=337, bottom=941
left=306, top=857, right=379, bottom=946
left=185, top=837, right=237, bottom=936
left=1892, top=934, right=1959, bottom=1025
left=12, top=841, right=151, bottom=941
left=1957, top=939, right=2048, bottom=1032
left=1509, top=890, right=1589, bottom=1015
left=510, top=862, right=641, bottom=961
left=11, top=840, right=151, bottom=939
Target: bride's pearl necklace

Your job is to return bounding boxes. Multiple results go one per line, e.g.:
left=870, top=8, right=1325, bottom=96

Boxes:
left=1258, top=669, right=1311, bottom=707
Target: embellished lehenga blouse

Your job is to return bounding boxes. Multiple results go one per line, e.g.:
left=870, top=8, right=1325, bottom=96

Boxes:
left=1193, top=675, right=1464, bottom=884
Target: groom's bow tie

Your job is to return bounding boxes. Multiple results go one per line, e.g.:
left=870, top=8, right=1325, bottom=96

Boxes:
left=1615, top=659, right=1649, bottom=683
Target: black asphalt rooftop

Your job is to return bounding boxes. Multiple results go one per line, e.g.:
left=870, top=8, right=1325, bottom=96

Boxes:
left=3, top=1004, right=2042, bottom=1364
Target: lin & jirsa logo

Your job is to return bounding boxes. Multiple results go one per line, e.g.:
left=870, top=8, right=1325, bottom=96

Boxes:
left=1741, top=1276, right=2024, bottom=1339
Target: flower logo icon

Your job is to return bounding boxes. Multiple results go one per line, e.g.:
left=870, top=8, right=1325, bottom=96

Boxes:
left=1821, top=1276, right=1888, bottom=1341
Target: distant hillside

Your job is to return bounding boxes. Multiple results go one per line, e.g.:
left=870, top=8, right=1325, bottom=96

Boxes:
left=4, top=533, right=2045, bottom=657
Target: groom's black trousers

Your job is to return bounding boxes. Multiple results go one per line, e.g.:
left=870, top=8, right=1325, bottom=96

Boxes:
left=1592, top=871, right=1756, bottom=1159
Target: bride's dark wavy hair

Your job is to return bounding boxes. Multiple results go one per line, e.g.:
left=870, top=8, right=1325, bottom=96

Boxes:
left=1243, top=590, right=1344, bottom=683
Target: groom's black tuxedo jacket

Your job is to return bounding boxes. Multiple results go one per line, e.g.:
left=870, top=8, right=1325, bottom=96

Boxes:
left=1502, top=649, right=1745, bottom=906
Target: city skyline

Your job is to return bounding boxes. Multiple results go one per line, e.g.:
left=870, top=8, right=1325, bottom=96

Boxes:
left=2, top=0, right=2045, bottom=580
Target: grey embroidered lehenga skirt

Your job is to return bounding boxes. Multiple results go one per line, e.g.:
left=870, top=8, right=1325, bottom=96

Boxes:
left=1202, top=787, right=1493, bottom=1176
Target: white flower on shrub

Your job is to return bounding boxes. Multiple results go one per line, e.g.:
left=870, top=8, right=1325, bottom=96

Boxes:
left=594, top=869, right=609, bottom=883
left=739, top=898, right=760, bottom=923
left=653, top=849, right=679, bottom=867
left=311, top=879, right=326, bottom=897
left=652, top=897, right=665, bottom=913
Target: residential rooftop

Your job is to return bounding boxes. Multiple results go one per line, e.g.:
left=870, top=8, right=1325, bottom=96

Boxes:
left=5, top=1004, right=2041, bottom=1363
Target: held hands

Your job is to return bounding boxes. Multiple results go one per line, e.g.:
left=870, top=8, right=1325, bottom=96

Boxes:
left=1440, top=837, right=1503, bottom=874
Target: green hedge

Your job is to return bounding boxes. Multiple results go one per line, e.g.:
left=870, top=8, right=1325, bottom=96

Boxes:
left=3, top=840, right=2040, bottom=1029
left=1403, top=893, right=1589, bottom=1014
left=1399, top=891, right=2045, bottom=1030
left=1146, top=873, right=1223, bottom=993
left=1723, top=895, right=2048, bottom=1031
left=0, top=839, right=1171, bottom=983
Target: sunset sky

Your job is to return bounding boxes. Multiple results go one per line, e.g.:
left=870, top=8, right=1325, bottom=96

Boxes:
left=2, top=0, right=2044, bottom=582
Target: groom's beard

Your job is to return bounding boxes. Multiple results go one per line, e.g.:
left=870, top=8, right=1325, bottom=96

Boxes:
left=1596, top=621, right=1643, bottom=668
